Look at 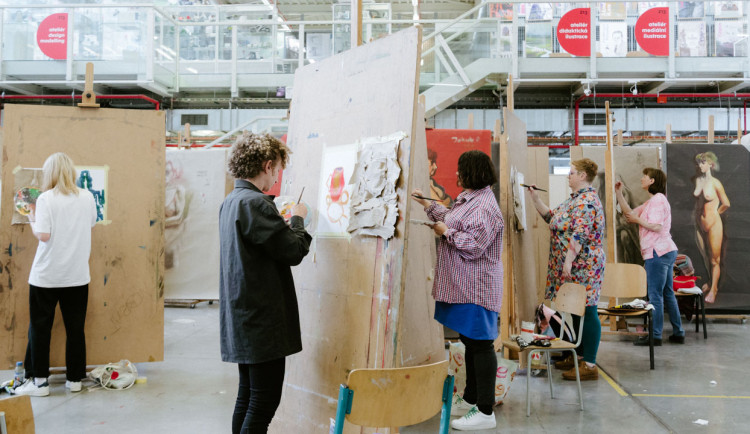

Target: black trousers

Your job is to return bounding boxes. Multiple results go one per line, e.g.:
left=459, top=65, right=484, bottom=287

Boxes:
left=459, top=335, right=497, bottom=415
left=233, top=358, right=286, bottom=434
left=24, top=284, right=88, bottom=381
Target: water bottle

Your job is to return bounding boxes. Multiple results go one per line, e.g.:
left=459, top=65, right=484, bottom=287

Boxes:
left=14, top=361, right=25, bottom=387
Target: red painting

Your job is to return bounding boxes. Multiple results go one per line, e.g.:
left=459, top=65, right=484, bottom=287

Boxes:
left=424, top=129, right=493, bottom=206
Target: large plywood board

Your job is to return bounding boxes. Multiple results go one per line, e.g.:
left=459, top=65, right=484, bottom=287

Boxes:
left=273, top=26, right=443, bottom=433
left=499, top=108, right=539, bottom=340
left=164, top=148, right=227, bottom=300
left=0, top=105, right=165, bottom=368
left=528, top=148, right=550, bottom=305
left=570, top=146, right=661, bottom=265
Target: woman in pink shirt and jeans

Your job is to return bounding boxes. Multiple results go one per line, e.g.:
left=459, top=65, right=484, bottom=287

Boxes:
left=615, top=168, right=685, bottom=346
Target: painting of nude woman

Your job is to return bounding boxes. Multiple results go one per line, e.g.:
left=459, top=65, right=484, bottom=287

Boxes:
left=667, top=144, right=750, bottom=312
left=693, top=152, right=730, bottom=303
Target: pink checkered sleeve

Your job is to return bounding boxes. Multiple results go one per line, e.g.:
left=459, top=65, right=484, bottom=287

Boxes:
left=444, top=208, right=502, bottom=261
left=425, top=202, right=450, bottom=222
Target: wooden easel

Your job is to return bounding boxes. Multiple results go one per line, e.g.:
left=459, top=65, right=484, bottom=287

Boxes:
left=78, top=62, right=100, bottom=109
left=177, top=123, right=192, bottom=149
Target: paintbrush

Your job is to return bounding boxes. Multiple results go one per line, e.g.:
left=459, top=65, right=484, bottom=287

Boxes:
left=296, top=187, right=305, bottom=204
left=411, top=194, right=438, bottom=201
left=520, top=184, right=547, bottom=192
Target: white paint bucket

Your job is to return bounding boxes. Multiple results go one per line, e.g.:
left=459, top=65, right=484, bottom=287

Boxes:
left=521, top=321, right=535, bottom=342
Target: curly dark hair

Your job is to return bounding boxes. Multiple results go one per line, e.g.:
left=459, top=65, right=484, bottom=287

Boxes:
left=457, top=150, right=497, bottom=190
left=227, top=132, right=290, bottom=179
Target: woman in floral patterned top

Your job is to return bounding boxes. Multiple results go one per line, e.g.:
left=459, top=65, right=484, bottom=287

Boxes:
left=526, top=158, right=605, bottom=381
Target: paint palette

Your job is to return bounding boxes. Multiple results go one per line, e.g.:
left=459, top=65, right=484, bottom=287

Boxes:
left=274, top=196, right=312, bottom=229
left=14, top=187, right=41, bottom=216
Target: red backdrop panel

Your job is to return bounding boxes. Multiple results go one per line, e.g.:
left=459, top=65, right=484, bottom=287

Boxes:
left=425, top=129, right=492, bottom=205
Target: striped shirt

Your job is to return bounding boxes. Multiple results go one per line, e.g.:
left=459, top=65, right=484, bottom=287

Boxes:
left=633, top=193, right=678, bottom=260
left=425, top=185, right=504, bottom=312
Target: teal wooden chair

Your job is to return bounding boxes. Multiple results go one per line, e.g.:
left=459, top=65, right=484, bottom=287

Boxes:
left=333, top=360, right=453, bottom=434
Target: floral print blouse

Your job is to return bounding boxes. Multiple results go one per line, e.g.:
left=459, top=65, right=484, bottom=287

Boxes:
left=543, top=186, right=606, bottom=307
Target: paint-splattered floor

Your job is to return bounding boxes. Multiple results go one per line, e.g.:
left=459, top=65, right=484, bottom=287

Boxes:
left=2, top=305, right=747, bottom=433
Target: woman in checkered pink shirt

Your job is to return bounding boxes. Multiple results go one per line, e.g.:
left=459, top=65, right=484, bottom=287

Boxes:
left=616, top=168, right=685, bottom=346
left=412, top=150, right=503, bottom=431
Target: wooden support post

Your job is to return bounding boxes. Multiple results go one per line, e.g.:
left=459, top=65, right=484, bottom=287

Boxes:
left=666, top=124, right=672, bottom=144
left=78, top=62, right=100, bottom=108
left=616, top=129, right=623, bottom=146
left=351, top=0, right=362, bottom=48
left=493, top=119, right=501, bottom=142
left=708, top=115, right=715, bottom=144
left=604, top=101, right=618, bottom=330
left=178, top=123, right=192, bottom=149
left=467, top=113, right=474, bottom=129
left=507, top=75, right=514, bottom=112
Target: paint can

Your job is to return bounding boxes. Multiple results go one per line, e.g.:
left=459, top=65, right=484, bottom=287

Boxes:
left=521, top=321, right=535, bottom=342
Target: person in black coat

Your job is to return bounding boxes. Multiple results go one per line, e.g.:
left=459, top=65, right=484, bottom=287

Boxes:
left=219, top=132, right=312, bottom=433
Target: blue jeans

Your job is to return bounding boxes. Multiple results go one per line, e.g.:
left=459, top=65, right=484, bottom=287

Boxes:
left=644, top=250, right=684, bottom=339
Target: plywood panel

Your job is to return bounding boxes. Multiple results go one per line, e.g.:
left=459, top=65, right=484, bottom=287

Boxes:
left=499, top=108, right=538, bottom=338
left=0, top=105, right=165, bottom=368
left=528, top=148, right=550, bottom=305
left=0, top=395, right=34, bottom=434
left=272, top=26, right=443, bottom=433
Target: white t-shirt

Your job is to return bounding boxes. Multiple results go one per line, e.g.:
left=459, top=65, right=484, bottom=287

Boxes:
left=29, top=188, right=97, bottom=288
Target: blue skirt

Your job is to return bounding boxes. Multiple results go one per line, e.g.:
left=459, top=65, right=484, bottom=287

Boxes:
left=434, top=301, right=498, bottom=341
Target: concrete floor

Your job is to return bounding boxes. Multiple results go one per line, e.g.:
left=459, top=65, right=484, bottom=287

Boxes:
left=2, top=304, right=747, bottom=433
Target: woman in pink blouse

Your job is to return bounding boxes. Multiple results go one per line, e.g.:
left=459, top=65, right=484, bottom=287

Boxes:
left=615, top=168, right=685, bottom=346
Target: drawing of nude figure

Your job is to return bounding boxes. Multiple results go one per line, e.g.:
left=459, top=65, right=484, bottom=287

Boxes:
left=693, top=152, right=730, bottom=303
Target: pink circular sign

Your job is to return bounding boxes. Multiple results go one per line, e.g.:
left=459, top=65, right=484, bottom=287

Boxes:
left=557, top=8, right=591, bottom=57
left=635, top=7, right=669, bottom=56
left=36, top=13, right=68, bottom=60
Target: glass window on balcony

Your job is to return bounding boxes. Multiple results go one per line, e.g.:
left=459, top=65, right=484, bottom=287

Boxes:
left=180, top=25, right=217, bottom=61
left=100, top=8, right=144, bottom=61
left=3, top=8, right=66, bottom=61
left=236, top=25, right=273, bottom=60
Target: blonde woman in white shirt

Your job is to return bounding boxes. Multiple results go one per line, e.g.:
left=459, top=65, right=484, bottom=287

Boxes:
left=15, top=153, right=97, bottom=397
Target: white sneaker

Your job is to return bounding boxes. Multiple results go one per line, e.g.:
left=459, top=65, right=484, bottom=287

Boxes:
left=450, top=406, right=496, bottom=431
left=14, top=379, right=50, bottom=397
left=66, top=381, right=82, bottom=392
left=450, top=394, right=475, bottom=416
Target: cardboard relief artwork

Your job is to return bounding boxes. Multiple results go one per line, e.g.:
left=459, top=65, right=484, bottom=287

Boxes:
left=346, top=133, right=404, bottom=239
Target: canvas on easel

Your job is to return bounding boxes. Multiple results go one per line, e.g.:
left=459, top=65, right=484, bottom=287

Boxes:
left=271, top=26, right=443, bottom=433
left=0, top=104, right=165, bottom=368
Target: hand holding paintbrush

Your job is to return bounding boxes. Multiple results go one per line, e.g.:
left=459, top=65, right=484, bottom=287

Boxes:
left=410, top=188, right=437, bottom=207
left=520, top=183, right=547, bottom=192
left=292, top=187, right=307, bottom=219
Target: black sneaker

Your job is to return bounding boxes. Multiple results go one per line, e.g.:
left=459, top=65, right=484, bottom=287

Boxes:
left=668, top=335, right=685, bottom=344
left=634, top=336, right=662, bottom=346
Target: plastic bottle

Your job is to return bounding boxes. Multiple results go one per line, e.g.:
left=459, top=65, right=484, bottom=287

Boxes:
left=14, top=361, right=25, bottom=387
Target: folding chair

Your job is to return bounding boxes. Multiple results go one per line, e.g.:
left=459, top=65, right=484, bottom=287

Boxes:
left=502, top=282, right=587, bottom=416
left=333, top=360, right=453, bottom=434
left=597, top=263, right=655, bottom=369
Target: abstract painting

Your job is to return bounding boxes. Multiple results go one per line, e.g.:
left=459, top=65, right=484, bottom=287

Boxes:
left=75, top=166, right=108, bottom=223
left=316, top=142, right=358, bottom=237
